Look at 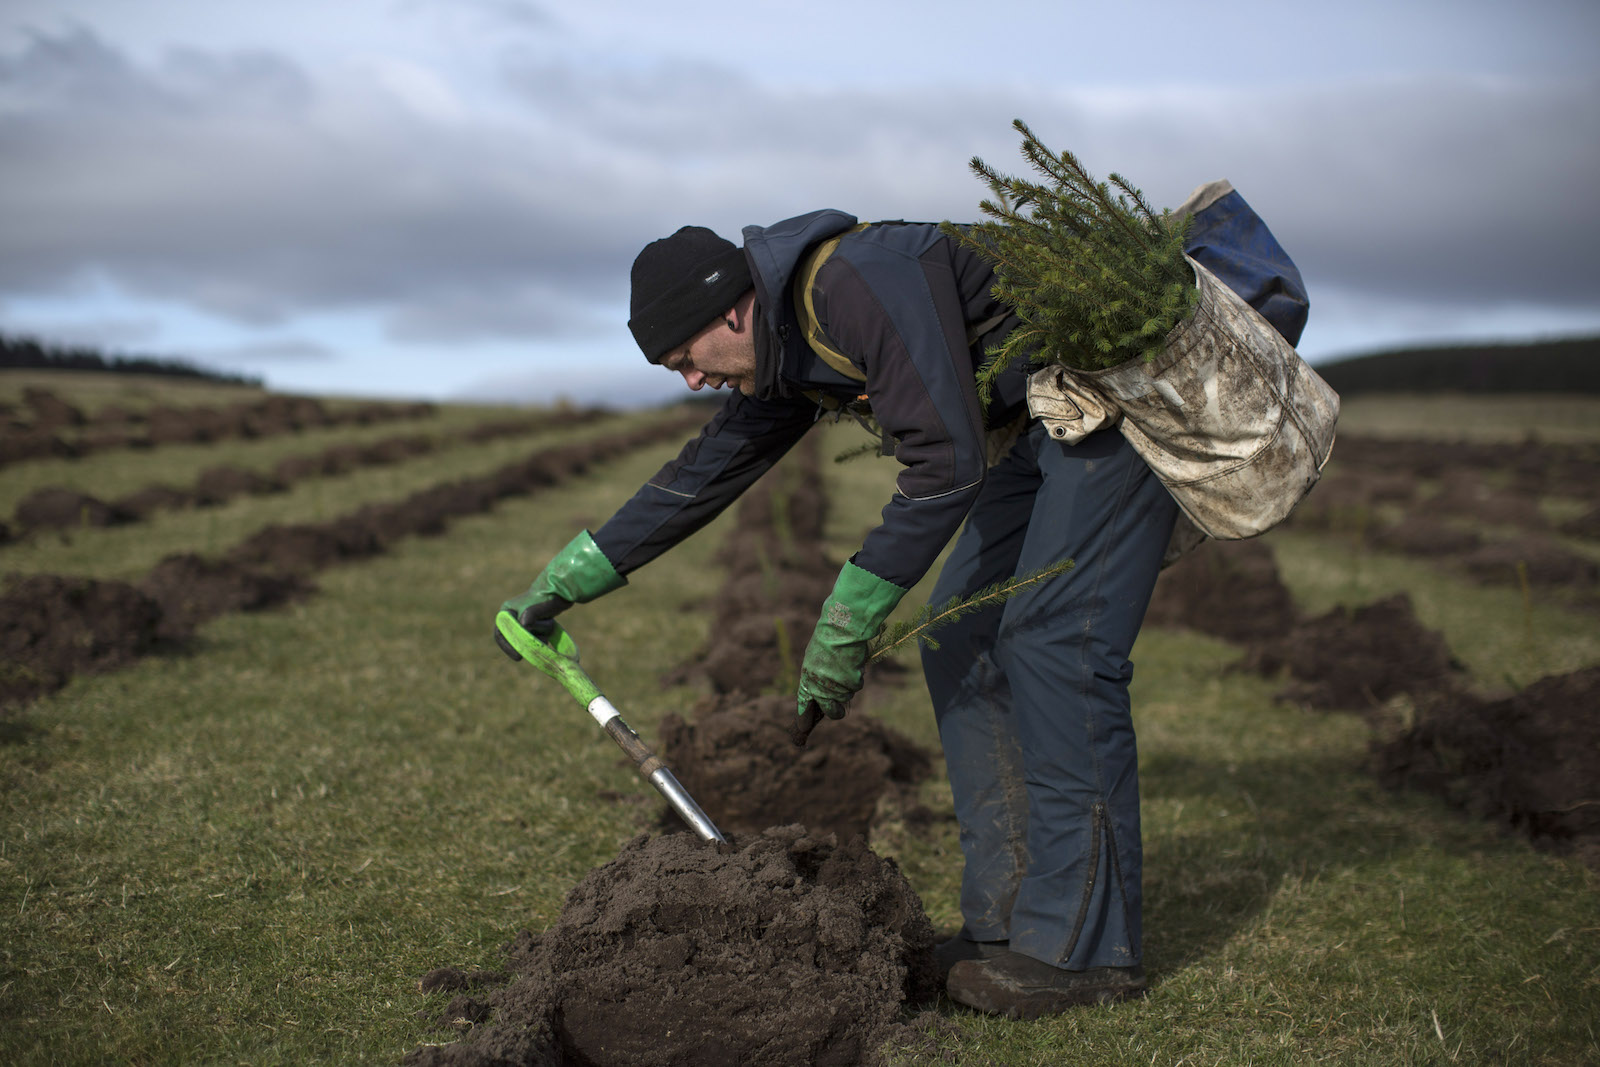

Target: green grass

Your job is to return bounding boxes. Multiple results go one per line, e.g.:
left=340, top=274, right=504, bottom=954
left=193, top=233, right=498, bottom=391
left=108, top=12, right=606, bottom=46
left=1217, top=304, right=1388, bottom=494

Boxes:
left=0, top=409, right=658, bottom=581
left=0, top=368, right=273, bottom=415
left=2, top=431, right=726, bottom=1064
left=1326, top=393, right=1600, bottom=443
left=2, top=394, right=1598, bottom=1065
left=1268, top=527, right=1600, bottom=689
left=0, top=400, right=541, bottom=519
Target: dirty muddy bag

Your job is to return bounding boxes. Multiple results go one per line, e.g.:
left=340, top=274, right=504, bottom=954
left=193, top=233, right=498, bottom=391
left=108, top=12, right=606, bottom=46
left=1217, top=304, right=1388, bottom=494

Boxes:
left=1029, top=254, right=1339, bottom=543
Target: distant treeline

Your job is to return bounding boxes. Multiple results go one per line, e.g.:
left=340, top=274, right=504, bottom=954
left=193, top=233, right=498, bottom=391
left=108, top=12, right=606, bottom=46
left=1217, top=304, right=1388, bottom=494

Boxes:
left=0, top=332, right=262, bottom=388
left=1315, top=336, right=1600, bottom=395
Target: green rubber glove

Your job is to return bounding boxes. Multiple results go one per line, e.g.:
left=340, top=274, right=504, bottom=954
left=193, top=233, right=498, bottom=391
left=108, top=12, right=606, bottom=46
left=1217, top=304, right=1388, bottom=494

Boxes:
left=795, top=561, right=907, bottom=740
left=500, top=530, right=626, bottom=628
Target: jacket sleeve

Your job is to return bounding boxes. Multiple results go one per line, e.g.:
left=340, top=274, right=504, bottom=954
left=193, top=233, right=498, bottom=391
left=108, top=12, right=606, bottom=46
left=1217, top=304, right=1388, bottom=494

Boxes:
left=809, top=241, right=989, bottom=589
left=590, top=391, right=816, bottom=575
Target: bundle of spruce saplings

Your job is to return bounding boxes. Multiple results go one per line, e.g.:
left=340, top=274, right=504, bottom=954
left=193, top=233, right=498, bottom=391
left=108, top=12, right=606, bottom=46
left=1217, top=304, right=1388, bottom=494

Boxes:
left=866, top=125, right=1199, bottom=654
left=942, top=118, right=1198, bottom=402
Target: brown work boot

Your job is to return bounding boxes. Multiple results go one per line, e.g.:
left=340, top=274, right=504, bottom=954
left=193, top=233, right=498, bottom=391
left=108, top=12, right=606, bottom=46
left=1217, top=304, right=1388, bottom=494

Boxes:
left=932, top=935, right=1009, bottom=982
left=946, top=949, right=1147, bottom=1019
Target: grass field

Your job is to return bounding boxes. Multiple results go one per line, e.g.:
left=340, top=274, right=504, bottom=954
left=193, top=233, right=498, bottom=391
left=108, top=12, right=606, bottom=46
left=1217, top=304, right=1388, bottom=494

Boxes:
left=2, top=382, right=1597, bottom=1065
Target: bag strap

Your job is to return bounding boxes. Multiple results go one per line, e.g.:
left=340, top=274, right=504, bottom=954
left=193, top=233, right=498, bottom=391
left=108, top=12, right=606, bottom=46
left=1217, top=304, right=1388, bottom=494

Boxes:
left=791, top=223, right=871, bottom=382
left=792, top=224, right=1015, bottom=383
left=792, top=224, right=1015, bottom=461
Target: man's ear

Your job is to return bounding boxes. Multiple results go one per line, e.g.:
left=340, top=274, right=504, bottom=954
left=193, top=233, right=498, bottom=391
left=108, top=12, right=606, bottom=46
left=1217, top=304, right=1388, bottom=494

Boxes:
left=724, top=289, right=757, bottom=333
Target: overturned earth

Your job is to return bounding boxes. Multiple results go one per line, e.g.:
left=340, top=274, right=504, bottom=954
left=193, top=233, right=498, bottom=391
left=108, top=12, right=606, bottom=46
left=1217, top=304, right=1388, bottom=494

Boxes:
left=657, top=693, right=934, bottom=841
left=406, top=826, right=941, bottom=1067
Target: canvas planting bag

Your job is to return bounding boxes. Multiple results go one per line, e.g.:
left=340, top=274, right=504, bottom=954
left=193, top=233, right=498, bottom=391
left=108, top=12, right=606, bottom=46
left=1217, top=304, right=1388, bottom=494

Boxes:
left=1029, top=254, right=1339, bottom=542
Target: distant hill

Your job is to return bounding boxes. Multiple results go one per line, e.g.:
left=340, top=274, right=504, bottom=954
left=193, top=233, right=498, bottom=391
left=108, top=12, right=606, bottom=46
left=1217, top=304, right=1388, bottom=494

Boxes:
left=0, top=332, right=262, bottom=387
left=1314, top=336, right=1600, bottom=395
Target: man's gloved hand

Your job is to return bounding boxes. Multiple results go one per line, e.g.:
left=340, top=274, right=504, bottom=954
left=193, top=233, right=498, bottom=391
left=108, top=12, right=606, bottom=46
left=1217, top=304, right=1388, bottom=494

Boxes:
left=498, top=529, right=625, bottom=635
left=794, top=561, right=906, bottom=743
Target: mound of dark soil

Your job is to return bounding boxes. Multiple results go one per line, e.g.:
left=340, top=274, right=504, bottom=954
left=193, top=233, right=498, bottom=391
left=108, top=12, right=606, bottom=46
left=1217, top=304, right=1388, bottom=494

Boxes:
left=715, top=555, right=839, bottom=616
left=270, top=453, right=332, bottom=481
left=659, top=694, right=933, bottom=840
left=358, top=433, right=435, bottom=465
left=1375, top=667, right=1600, bottom=869
left=1369, top=515, right=1483, bottom=557
left=79, top=426, right=147, bottom=451
left=405, top=827, right=939, bottom=1067
left=1278, top=473, right=1379, bottom=533
left=0, top=575, right=167, bottom=709
left=113, top=484, right=198, bottom=517
left=138, top=553, right=312, bottom=637
left=318, top=442, right=380, bottom=475
left=1561, top=505, right=1600, bottom=540
left=0, top=430, right=78, bottom=466
left=225, top=518, right=388, bottom=576
left=144, top=405, right=237, bottom=445
left=194, top=465, right=287, bottom=504
left=1457, top=536, right=1599, bottom=589
left=265, top=433, right=435, bottom=482
left=693, top=605, right=821, bottom=699
left=13, top=487, right=136, bottom=532
left=1146, top=538, right=1297, bottom=644
left=654, top=436, right=931, bottom=841
left=1425, top=478, right=1548, bottom=531
left=89, top=403, right=144, bottom=426
left=0, top=415, right=703, bottom=714
left=1359, top=471, right=1421, bottom=505
left=22, top=387, right=84, bottom=429
left=1239, top=593, right=1466, bottom=711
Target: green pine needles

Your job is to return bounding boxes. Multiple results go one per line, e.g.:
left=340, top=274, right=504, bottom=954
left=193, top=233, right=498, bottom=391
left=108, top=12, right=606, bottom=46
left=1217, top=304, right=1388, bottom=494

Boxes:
left=944, top=118, right=1199, bottom=396
left=868, top=558, right=1075, bottom=663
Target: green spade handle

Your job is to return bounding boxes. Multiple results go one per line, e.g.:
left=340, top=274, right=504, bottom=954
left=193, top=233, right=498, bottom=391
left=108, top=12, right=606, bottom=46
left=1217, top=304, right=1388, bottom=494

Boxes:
left=494, top=612, right=726, bottom=843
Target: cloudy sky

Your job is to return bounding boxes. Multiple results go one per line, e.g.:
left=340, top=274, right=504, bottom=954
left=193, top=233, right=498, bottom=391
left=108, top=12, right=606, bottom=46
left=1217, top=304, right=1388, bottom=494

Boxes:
left=2, top=1, right=1597, bottom=407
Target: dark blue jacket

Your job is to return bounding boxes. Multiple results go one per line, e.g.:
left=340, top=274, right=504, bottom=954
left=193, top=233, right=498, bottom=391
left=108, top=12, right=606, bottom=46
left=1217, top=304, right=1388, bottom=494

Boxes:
left=593, top=191, right=1307, bottom=589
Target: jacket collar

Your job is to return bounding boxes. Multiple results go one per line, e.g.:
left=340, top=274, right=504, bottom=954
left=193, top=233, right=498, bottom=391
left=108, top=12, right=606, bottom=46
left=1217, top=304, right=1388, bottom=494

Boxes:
left=741, top=209, right=858, bottom=400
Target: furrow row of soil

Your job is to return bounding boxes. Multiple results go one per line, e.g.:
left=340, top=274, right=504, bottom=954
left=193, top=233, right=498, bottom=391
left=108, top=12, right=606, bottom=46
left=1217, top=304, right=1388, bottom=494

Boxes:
left=1283, top=432, right=1600, bottom=607
left=1, top=407, right=611, bottom=543
left=654, top=436, right=932, bottom=844
left=0, top=411, right=703, bottom=717
left=0, top=385, right=440, bottom=469
left=1147, top=537, right=1600, bottom=869
left=407, top=437, right=943, bottom=1067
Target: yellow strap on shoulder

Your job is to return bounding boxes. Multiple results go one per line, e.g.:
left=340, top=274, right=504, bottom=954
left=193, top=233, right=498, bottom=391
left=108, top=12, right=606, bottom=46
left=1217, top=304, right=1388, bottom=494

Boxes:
left=791, top=223, right=871, bottom=383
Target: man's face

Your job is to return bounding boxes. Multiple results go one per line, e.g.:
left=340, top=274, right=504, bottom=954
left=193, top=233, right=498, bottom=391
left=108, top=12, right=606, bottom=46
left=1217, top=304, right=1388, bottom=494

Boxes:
left=662, top=317, right=757, bottom=395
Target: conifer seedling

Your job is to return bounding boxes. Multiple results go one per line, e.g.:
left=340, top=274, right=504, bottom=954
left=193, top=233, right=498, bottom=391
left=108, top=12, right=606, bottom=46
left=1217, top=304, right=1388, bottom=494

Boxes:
left=943, top=118, right=1199, bottom=401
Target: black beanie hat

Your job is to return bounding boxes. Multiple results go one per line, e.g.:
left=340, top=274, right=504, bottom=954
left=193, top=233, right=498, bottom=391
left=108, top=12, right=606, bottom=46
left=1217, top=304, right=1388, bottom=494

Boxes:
left=628, top=225, right=753, bottom=363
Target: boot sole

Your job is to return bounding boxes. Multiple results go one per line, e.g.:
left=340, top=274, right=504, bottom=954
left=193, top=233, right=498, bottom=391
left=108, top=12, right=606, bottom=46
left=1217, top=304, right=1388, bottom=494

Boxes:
left=947, top=970, right=1148, bottom=1019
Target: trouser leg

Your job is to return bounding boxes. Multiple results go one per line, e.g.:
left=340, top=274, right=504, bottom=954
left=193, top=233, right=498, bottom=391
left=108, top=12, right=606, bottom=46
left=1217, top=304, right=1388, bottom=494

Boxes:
left=921, top=449, right=1038, bottom=941
left=999, top=425, right=1177, bottom=970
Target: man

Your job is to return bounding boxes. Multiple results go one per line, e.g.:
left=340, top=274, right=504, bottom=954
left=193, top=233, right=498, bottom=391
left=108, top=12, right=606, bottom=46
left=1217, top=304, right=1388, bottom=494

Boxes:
left=498, top=195, right=1307, bottom=1018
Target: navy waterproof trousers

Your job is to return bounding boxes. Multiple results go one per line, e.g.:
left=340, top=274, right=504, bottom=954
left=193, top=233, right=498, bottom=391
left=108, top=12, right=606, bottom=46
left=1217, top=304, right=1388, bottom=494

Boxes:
left=921, top=422, right=1178, bottom=970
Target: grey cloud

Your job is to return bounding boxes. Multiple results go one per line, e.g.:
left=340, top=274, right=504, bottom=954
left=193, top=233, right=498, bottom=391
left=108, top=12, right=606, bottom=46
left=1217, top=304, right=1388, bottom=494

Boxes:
left=0, top=313, right=166, bottom=351
left=385, top=283, right=607, bottom=343
left=0, top=27, right=642, bottom=319
left=1, top=25, right=1595, bottom=356
left=1119, top=77, right=1600, bottom=309
left=471, top=0, right=557, bottom=33
left=499, top=58, right=1600, bottom=314
left=196, top=338, right=335, bottom=363
left=451, top=361, right=683, bottom=410
left=395, top=0, right=559, bottom=36
left=0, top=23, right=311, bottom=116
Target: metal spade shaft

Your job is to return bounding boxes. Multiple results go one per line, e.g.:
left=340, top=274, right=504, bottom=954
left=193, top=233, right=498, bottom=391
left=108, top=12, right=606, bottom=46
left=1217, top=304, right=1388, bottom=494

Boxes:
left=495, top=613, right=726, bottom=844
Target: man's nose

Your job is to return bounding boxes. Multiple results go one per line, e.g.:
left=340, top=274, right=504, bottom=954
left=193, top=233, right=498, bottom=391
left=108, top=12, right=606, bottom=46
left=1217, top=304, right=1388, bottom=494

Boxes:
left=680, top=367, right=706, bottom=390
